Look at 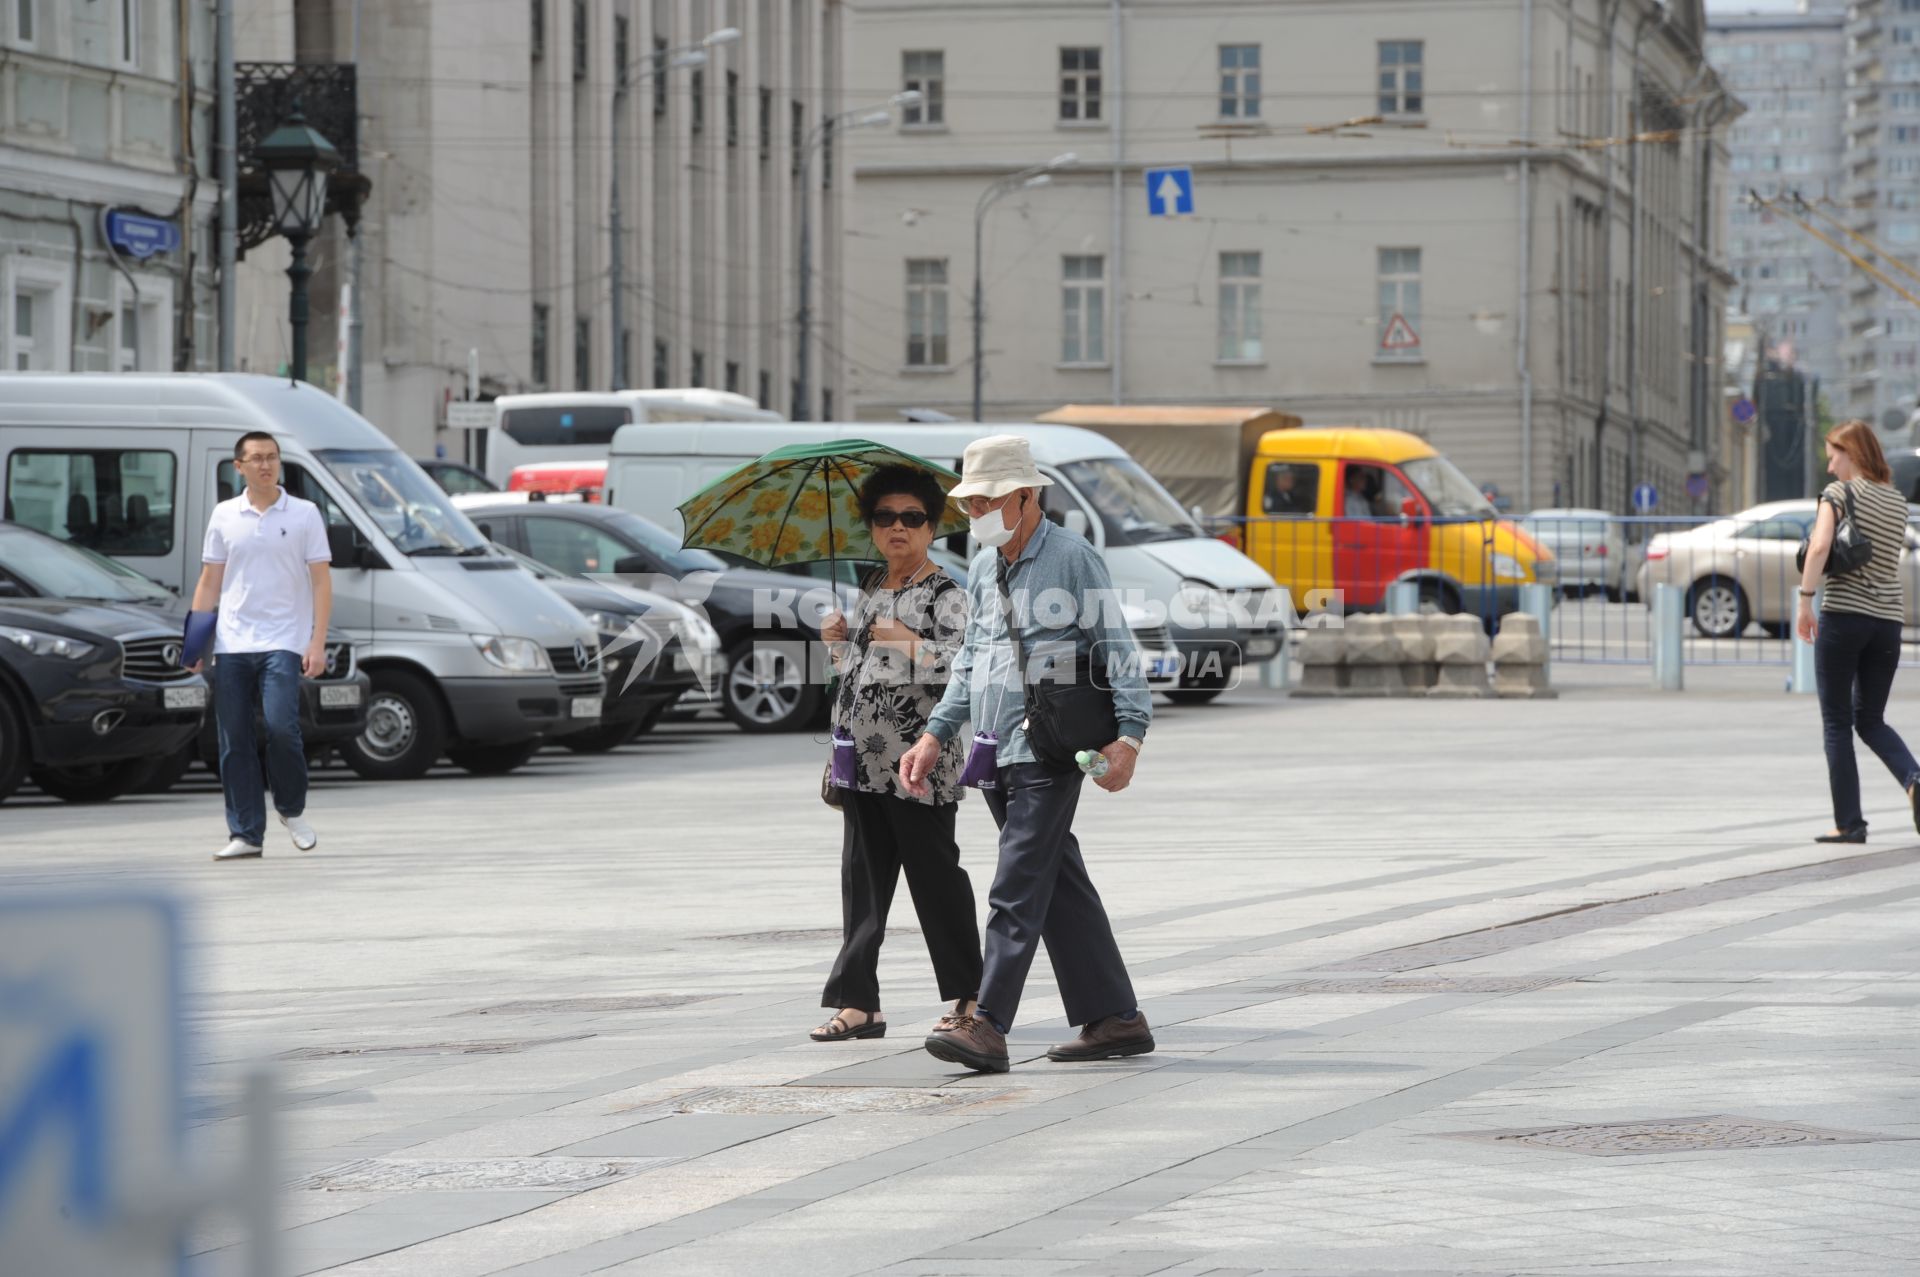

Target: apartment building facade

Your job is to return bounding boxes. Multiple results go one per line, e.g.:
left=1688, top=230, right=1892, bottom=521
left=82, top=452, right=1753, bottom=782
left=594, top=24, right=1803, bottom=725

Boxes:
left=846, top=0, right=1738, bottom=515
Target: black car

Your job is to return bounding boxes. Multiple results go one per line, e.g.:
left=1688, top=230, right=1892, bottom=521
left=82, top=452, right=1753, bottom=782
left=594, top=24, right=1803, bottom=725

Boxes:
left=418, top=460, right=501, bottom=496
left=490, top=543, right=711, bottom=751
left=0, top=600, right=208, bottom=804
left=0, top=520, right=371, bottom=790
left=462, top=501, right=844, bottom=732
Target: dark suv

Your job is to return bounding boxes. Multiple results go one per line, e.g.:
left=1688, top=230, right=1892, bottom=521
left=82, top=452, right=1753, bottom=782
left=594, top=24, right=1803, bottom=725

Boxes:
left=461, top=501, right=843, bottom=732
left=0, top=600, right=208, bottom=804
left=0, top=520, right=370, bottom=792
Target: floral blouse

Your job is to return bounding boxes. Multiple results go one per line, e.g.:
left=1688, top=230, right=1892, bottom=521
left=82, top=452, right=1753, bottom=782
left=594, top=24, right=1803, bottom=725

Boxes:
left=831, top=566, right=969, bottom=806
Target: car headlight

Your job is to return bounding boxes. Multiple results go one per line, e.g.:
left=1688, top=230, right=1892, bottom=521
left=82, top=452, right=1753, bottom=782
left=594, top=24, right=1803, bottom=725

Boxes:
left=0, top=625, right=97, bottom=661
left=470, top=634, right=550, bottom=672
left=583, top=610, right=636, bottom=637
left=1176, top=579, right=1232, bottom=623
left=1491, top=554, right=1528, bottom=581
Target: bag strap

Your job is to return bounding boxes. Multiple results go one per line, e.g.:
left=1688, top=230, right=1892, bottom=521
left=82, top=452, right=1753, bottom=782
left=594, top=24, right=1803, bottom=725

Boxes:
left=993, top=555, right=1030, bottom=694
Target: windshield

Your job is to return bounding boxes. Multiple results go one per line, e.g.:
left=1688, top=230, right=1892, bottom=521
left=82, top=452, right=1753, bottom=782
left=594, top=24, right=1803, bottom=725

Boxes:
left=1059, top=458, right=1202, bottom=546
left=315, top=449, right=491, bottom=556
left=1401, top=456, right=1495, bottom=518
left=608, top=510, right=731, bottom=574
left=0, top=523, right=175, bottom=603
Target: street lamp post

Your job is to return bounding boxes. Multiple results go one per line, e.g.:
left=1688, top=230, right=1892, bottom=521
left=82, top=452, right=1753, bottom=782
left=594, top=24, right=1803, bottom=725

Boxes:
left=256, top=101, right=341, bottom=385
left=610, top=28, right=738, bottom=390
left=793, top=91, right=921, bottom=421
left=972, top=153, right=1075, bottom=421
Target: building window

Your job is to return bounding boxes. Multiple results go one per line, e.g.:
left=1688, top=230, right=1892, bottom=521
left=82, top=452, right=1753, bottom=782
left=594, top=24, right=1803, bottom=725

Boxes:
left=691, top=69, right=705, bottom=133
left=530, top=0, right=543, bottom=59
left=1378, top=41, right=1424, bottom=116
left=759, top=85, right=772, bottom=161
left=618, top=327, right=631, bottom=389
left=758, top=369, right=771, bottom=409
left=726, top=70, right=740, bottom=147
left=1061, top=255, right=1106, bottom=364
left=14, top=0, right=32, bottom=46
left=117, top=0, right=139, bottom=67
left=691, top=350, right=705, bottom=387
left=613, top=15, right=629, bottom=88
left=531, top=303, right=550, bottom=386
left=654, top=338, right=669, bottom=388
left=8, top=261, right=69, bottom=372
left=1060, top=47, right=1102, bottom=123
left=117, top=302, right=140, bottom=371
left=791, top=99, right=804, bottom=175
left=822, top=389, right=833, bottom=421
left=1377, top=248, right=1422, bottom=359
left=575, top=316, right=591, bottom=390
left=13, top=292, right=35, bottom=370
left=903, top=50, right=945, bottom=126
left=653, top=36, right=668, bottom=116
left=791, top=379, right=803, bottom=418
left=1217, top=251, right=1262, bottom=361
left=725, top=360, right=740, bottom=393
left=571, top=0, right=587, bottom=81
left=905, top=258, right=949, bottom=367
left=5, top=449, right=177, bottom=555
left=1219, top=45, right=1260, bottom=119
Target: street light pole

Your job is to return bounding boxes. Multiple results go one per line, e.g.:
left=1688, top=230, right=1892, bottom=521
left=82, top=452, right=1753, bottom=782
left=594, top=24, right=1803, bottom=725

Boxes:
left=256, top=100, right=340, bottom=386
left=795, top=92, right=920, bottom=421
left=287, top=228, right=314, bottom=383
left=971, top=154, right=1075, bottom=421
left=609, top=28, right=737, bottom=391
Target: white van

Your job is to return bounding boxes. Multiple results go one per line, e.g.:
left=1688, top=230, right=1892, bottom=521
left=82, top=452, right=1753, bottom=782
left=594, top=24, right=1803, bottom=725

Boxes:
left=0, top=374, right=605, bottom=779
left=484, top=389, right=783, bottom=487
left=606, top=421, right=1287, bottom=702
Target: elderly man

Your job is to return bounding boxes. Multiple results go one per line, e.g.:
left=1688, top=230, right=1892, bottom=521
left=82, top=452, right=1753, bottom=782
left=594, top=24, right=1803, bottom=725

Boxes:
left=899, top=434, right=1153, bottom=1074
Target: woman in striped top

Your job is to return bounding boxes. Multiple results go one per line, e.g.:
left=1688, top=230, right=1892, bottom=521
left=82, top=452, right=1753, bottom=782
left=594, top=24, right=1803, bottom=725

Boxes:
left=1795, top=419, right=1920, bottom=844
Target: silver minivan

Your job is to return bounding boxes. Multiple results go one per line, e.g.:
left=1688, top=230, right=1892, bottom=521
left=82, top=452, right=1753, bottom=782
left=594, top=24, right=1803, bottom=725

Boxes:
left=0, top=374, right=603, bottom=779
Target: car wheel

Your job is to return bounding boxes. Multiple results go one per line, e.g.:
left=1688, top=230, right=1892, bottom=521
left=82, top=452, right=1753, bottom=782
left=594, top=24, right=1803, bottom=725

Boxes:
left=0, top=694, right=27, bottom=805
left=560, top=719, right=643, bottom=753
left=721, top=638, right=824, bottom=733
left=1417, top=580, right=1462, bottom=615
left=29, top=758, right=153, bottom=803
left=446, top=739, right=541, bottom=774
left=341, top=669, right=447, bottom=780
left=1688, top=577, right=1749, bottom=640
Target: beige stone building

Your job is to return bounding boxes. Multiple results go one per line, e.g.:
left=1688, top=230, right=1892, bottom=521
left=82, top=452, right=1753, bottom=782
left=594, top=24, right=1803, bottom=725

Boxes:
left=844, top=0, right=1740, bottom=515
left=236, top=0, right=849, bottom=458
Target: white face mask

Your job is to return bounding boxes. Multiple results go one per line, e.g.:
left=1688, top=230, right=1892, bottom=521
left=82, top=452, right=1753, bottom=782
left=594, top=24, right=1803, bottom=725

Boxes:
left=971, top=496, right=1019, bottom=548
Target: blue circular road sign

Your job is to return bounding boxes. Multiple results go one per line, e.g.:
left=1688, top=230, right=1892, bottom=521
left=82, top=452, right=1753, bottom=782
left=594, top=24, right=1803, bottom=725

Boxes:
left=1632, top=483, right=1658, bottom=513
left=1732, top=397, right=1757, bottom=424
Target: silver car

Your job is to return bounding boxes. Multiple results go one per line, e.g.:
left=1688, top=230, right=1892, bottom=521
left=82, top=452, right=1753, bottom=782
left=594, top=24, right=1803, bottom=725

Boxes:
left=1520, top=508, right=1626, bottom=600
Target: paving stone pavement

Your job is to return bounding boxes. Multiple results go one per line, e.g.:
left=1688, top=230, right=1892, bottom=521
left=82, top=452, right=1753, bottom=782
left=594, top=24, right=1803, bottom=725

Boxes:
left=4, top=668, right=1918, bottom=1276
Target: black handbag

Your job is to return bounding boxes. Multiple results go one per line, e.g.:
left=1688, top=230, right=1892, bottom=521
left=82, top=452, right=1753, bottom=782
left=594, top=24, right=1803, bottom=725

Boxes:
left=1796, top=483, right=1873, bottom=578
left=995, top=558, right=1118, bottom=772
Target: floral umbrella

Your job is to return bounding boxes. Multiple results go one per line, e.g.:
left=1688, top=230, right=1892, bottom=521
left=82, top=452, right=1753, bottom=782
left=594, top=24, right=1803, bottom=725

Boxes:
left=675, top=439, right=968, bottom=572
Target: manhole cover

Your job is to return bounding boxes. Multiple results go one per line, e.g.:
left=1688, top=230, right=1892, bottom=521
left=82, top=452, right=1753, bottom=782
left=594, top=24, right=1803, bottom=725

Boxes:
left=297, top=1156, right=671, bottom=1191
left=628, top=1086, right=1009, bottom=1116
left=276, top=1032, right=592, bottom=1061
left=1440, top=1115, right=1904, bottom=1157
left=1278, top=976, right=1570, bottom=995
left=457, top=994, right=722, bottom=1016
left=705, top=928, right=918, bottom=943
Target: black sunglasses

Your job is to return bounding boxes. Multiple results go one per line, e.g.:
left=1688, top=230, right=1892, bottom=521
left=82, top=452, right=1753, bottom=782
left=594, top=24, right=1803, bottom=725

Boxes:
left=870, top=509, right=930, bottom=529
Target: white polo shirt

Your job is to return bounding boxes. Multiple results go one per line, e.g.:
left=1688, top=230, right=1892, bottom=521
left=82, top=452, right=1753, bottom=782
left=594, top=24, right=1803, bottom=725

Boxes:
left=202, top=487, right=331, bottom=655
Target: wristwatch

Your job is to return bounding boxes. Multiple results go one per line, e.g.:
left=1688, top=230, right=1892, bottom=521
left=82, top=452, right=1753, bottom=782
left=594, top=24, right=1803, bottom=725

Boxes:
left=1117, top=735, right=1144, bottom=754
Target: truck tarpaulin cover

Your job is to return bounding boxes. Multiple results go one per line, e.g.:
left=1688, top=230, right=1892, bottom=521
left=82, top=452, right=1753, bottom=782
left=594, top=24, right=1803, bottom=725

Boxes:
left=1034, top=405, right=1301, bottom=517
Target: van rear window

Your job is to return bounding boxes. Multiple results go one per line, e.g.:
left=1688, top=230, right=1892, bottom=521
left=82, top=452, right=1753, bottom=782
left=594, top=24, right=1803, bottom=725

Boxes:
left=5, top=449, right=176, bottom=556
left=501, top=406, right=632, bottom=447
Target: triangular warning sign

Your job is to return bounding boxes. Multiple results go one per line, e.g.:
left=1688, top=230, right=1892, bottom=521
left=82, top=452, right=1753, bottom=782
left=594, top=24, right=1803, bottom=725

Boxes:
left=1380, top=314, right=1420, bottom=351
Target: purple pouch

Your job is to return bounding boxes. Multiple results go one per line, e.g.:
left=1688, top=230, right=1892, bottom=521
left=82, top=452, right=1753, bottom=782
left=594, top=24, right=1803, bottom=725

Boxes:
left=829, top=728, right=857, bottom=789
left=959, top=730, right=999, bottom=790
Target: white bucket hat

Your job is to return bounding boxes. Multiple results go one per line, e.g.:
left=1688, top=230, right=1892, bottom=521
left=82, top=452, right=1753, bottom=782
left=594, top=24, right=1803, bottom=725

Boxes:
left=947, top=434, right=1055, bottom=501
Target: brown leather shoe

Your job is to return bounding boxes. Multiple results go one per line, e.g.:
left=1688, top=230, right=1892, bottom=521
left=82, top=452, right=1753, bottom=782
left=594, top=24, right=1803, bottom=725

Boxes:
left=1047, top=1012, right=1154, bottom=1062
left=923, top=1014, right=1009, bottom=1073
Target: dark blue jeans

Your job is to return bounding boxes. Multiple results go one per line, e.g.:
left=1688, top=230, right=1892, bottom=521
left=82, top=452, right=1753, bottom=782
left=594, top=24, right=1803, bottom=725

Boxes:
left=213, top=650, right=307, bottom=845
left=1814, top=609, right=1919, bottom=833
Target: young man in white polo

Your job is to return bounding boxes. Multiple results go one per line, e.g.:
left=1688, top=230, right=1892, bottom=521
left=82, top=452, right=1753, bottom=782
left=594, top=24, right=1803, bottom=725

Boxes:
left=189, top=430, right=332, bottom=860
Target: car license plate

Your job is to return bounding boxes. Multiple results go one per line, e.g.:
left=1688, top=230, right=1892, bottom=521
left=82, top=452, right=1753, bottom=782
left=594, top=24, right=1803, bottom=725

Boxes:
left=319, top=684, right=362, bottom=708
left=571, top=696, right=602, bottom=719
left=671, top=650, right=692, bottom=673
left=163, top=685, right=207, bottom=710
left=1147, top=655, right=1180, bottom=678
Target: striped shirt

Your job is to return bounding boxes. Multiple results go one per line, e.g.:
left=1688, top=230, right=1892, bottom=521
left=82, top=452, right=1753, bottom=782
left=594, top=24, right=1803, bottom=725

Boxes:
left=1819, top=478, right=1909, bottom=623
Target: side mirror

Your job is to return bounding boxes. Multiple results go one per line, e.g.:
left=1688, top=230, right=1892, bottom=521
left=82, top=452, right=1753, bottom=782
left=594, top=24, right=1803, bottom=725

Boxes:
left=328, top=524, right=380, bottom=569
left=0, top=577, right=23, bottom=598
left=1063, top=509, right=1090, bottom=539
left=614, top=553, right=652, bottom=576
left=1400, top=498, right=1424, bottom=521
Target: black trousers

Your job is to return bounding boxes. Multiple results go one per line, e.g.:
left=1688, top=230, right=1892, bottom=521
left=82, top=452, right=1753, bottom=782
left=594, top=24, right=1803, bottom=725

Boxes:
left=1815, top=609, right=1920, bottom=832
left=821, top=790, right=983, bottom=1013
left=977, top=762, right=1137, bottom=1031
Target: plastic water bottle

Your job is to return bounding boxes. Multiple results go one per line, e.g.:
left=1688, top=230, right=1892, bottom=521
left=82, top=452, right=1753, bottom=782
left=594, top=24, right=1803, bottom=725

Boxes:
left=1076, top=749, right=1109, bottom=779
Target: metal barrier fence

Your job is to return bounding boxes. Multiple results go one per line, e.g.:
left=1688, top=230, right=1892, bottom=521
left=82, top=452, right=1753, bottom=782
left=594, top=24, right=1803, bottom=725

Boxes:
left=1204, top=510, right=1920, bottom=668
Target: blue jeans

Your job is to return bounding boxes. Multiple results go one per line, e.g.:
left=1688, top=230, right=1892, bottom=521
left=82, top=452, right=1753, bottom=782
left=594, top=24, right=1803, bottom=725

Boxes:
left=213, top=650, right=307, bottom=845
left=1814, top=609, right=1920, bottom=833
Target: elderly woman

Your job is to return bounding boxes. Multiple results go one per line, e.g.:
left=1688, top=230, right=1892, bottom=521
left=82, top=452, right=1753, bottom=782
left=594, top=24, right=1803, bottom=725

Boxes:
left=812, top=464, right=980, bottom=1041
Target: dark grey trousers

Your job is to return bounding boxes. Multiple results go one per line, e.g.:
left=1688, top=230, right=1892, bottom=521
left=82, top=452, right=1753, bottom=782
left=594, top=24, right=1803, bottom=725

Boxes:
left=977, top=762, right=1137, bottom=1030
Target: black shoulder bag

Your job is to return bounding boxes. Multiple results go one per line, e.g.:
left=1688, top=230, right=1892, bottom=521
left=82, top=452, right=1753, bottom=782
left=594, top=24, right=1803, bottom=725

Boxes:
left=1795, top=483, right=1873, bottom=578
left=995, top=556, right=1118, bottom=772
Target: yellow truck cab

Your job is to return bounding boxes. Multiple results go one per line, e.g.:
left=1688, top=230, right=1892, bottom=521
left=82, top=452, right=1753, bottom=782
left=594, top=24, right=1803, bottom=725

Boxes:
left=1246, top=427, right=1553, bottom=617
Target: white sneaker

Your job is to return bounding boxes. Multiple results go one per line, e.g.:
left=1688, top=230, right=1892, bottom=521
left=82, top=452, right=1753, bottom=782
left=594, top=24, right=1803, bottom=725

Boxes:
left=279, top=813, right=318, bottom=852
left=214, top=838, right=263, bottom=861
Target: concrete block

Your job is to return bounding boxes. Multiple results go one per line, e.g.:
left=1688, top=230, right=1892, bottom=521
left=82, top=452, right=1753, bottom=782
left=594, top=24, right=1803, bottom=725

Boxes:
left=1293, top=625, right=1348, bottom=697
left=1429, top=615, right=1491, bottom=666
left=1494, top=661, right=1558, bottom=699
left=1389, top=614, right=1437, bottom=691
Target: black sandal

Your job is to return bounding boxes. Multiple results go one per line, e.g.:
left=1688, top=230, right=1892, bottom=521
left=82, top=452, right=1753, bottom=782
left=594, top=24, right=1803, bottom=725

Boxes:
left=810, top=1012, right=887, bottom=1042
left=1815, top=826, right=1867, bottom=844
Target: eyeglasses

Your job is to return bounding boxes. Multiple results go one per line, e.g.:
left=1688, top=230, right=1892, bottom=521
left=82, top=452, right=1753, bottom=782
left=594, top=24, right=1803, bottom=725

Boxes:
left=239, top=454, right=279, bottom=466
left=869, top=509, right=930, bottom=529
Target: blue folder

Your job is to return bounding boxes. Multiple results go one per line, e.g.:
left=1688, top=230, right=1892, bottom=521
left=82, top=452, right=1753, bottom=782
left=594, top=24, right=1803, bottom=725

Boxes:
left=180, top=610, right=217, bottom=668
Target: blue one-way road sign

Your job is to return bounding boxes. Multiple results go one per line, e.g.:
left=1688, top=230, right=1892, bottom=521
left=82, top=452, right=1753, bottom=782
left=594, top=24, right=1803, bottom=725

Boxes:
left=1145, top=167, right=1194, bottom=217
